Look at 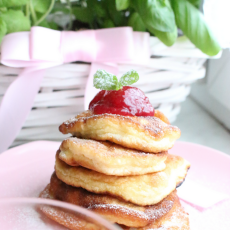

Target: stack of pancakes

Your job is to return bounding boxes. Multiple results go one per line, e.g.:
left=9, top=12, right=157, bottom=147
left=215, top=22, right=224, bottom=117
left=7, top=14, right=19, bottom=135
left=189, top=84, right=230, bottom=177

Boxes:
left=40, top=110, right=191, bottom=229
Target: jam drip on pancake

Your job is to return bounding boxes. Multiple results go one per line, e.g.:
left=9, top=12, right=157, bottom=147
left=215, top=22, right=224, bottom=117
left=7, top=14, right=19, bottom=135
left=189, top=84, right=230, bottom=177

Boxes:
left=89, top=86, right=155, bottom=116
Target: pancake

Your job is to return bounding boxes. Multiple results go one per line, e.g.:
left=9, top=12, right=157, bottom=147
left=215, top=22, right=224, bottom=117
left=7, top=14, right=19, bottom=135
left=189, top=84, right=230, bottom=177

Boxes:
left=43, top=173, right=177, bottom=227
left=40, top=180, right=187, bottom=229
left=39, top=184, right=108, bottom=230
left=154, top=110, right=170, bottom=125
left=59, top=137, right=168, bottom=176
left=121, top=194, right=190, bottom=229
left=55, top=154, right=190, bottom=206
left=59, top=110, right=181, bottom=153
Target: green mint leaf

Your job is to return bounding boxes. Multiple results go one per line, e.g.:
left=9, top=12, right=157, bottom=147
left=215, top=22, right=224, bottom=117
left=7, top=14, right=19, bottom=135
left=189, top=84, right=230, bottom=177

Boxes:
left=151, top=26, right=177, bottom=46
left=32, top=0, right=52, bottom=13
left=119, top=70, right=139, bottom=87
left=94, top=70, right=118, bottom=90
left=0, top=0, right=28, bottom=8
left=171, top=0, right=221, bottom=56
left=128, top=12, right=146, bottom=32
left=0, top=18, right=7, bottom=43
left=133, top=0, right=176, bottom=32
left=1, top=10, right=30, bottom=33
left=93, top=69, right=140, bottom=91
left=116, top=0, right=130, bottom=11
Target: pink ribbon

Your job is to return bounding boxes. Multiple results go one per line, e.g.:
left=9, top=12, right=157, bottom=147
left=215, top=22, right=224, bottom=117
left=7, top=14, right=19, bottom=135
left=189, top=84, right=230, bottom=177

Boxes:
left=0, top=26, right=150, bottom=152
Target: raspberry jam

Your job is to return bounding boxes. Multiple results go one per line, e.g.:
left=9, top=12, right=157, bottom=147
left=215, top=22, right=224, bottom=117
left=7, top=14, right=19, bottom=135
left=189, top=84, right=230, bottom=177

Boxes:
left=89, top=86, right=155, bottom=116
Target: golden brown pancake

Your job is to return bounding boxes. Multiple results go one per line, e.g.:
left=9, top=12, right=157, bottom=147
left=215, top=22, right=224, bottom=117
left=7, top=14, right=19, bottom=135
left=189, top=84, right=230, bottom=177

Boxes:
left=59, top=137, right=168, bottom=176
left=59, top=110, right=181, bottom=153
left=154, top=110, right=170, bottom=125
left=40, top=180, right=188, bottom=229
left=55, top=154, right=190, bottom=206
left=41, top=173, right=177, bottom=227
left=120, top=195, right=190, bottom=229
left=39, top=185, right=108, bottom=230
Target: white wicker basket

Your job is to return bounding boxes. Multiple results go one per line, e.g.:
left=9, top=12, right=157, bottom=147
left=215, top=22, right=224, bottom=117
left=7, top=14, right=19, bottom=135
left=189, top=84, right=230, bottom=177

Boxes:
left=0, top=36, right=208, bottom=146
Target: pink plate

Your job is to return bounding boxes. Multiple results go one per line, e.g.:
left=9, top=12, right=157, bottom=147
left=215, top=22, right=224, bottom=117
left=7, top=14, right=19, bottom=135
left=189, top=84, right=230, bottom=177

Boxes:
left=0, top=141, right=230, bottom=230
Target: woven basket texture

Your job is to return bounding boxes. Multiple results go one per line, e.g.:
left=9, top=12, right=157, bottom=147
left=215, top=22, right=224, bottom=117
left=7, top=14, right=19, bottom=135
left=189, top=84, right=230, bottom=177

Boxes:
left=0, top=37, right=207, bottom=146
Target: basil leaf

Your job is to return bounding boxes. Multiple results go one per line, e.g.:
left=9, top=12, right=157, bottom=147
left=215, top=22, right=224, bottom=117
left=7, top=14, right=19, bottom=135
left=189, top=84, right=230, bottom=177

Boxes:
left=106, top=0, right=127, bottom=27
left=1, top=10, right=30, bottom=33
left=87, top=0, right=108, bottom=19
left=38, top=20, right=50, bottom=29
left=128, top=12, right=146, bottom=32
left=119, top=70, right=139, bottom=87
left=72, top=7, right=94, bottom=24
left=32, top=0, right=52, bottom=13
left=9, top=6, right=23, bottom=10
left=151, top=26, right=177, bottom=46
left=102, top=19, right=115, bottom=28
left=0, top=7, right=7, bottom=12
left=0, top=18, right=7, bottom=43
left=0, top=0, right=28, bottom=7
left=48, top=21, right=58, bottom=30
left=132, top=0, right=176, bottom=32
left=187, top=0, right=201, bottom=8
left=94, top=70, right=119, bottom=91
left=51, top=3, right=69, bottom=14
left=35, top=12, right=57, bottom=29
left=116, top=0, right=130, bottom=11
left=38, top=19, right=58, bottom=30
left=171, top=0, right=221, bottom=56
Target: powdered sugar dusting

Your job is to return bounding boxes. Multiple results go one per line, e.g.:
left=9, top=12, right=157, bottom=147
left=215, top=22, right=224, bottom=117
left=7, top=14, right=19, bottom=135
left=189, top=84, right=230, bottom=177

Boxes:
left=62, top=111, right=170, bottom=138
left=94, top=69, right=117, bottom=90
left=64, top=116, right=78, bottom=125
left=145, top=200, right=174, bottom=222
left=41, top=205, right=82, bottom=228
left=89, top=203, right=148, bottom=220
left=0, top=204, right=64, bottom=230
left=120, top=70, right=138, bottom=86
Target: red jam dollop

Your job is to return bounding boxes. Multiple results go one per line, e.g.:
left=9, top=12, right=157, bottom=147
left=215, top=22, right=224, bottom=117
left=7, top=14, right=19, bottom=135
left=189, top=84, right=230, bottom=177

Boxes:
left=89, top=86, right=155, bottom=116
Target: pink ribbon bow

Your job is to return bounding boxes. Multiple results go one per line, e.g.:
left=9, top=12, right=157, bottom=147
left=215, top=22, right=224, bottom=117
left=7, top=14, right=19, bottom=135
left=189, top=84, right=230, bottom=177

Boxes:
left=0, top=26, right=150, bottom=152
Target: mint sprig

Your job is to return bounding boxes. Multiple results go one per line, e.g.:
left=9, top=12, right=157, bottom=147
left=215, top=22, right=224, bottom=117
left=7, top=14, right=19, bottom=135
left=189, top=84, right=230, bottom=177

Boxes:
left=93, top=69, right=139, bottom=91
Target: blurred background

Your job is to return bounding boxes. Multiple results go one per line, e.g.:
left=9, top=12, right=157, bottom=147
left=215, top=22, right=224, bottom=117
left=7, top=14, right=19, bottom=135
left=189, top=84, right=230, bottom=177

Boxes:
left=173, top=49, right=230, bottom=155
left=174, top=0, right=230, bottom=155
left=0, top=0, right=230, bottom=154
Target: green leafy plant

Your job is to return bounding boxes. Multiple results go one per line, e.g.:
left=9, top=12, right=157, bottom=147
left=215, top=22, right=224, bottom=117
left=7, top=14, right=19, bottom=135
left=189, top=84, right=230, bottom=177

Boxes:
left=0, top=0, right=55, bottom=43
left=132, top=0, right=176, bottom=33
left=0, top=18, right=7, bottom=42
left=128, top=12, right=146, bottom=32
left=1, top=10, right=30, bottom=33
left=171, top=0, right=221, bottom=56
left=94, top=69, right=139, bottom=90
left=0, top=0, right=221, bottom=56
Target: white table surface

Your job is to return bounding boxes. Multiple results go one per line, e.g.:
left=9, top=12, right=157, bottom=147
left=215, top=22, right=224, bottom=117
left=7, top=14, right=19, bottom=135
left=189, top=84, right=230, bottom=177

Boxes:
left=173, top=97, right=230, bottom=156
